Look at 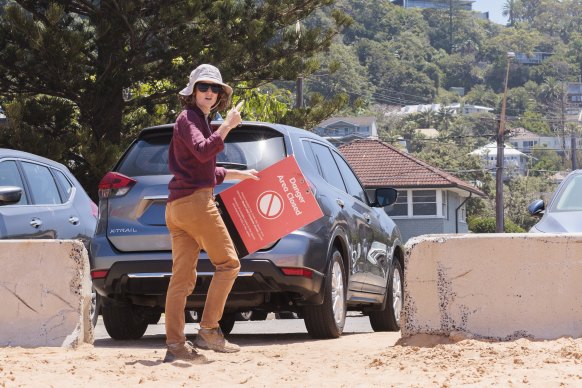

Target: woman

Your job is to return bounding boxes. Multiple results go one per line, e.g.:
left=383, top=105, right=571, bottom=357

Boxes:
left=164, top=64, right=259, bottom=363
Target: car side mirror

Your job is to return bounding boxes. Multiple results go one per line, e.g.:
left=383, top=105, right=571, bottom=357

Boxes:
left=0, top=186, right=22, bottom=205
left=372, top=188, right=398, bottom=207
left=527, top=199, right=545, bottom=217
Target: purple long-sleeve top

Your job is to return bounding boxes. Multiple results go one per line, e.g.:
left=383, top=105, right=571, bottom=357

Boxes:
left=167, top=106, right=227, bottom=202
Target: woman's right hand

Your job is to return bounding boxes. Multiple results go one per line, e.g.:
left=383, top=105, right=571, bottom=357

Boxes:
left=218, top=101, right=244, bottom=139
left=224, top=100, right=244, bottom=130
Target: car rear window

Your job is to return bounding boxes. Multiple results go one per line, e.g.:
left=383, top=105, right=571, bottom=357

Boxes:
left=553, top=175, right=582, bottom=211
left=116, top=126, right=287, bottom=176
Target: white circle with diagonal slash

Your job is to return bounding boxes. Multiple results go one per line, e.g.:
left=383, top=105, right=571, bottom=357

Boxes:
left=257, top=191, right=284, bottom=219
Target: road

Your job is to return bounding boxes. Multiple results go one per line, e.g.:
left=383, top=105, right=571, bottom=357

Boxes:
left=93, top=312, right=378, bottom=345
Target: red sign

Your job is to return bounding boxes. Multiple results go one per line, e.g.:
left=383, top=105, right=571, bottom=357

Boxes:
left=216, top=156, right=323, bottom=258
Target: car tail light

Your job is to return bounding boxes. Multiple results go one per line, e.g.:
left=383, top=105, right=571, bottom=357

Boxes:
left=281, top=267, right=313, bottom=278
left=91, top=269, right=109, bottom=279
left=90, top=201, right=98, bottom=218
left=98, top=172, right=136, bottom=198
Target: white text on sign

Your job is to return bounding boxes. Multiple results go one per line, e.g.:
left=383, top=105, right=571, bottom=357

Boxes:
left=277, top=175, right=306, bottom=216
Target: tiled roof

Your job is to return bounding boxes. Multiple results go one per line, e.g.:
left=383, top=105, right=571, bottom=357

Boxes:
left=338, top=139, right=485, bottom=196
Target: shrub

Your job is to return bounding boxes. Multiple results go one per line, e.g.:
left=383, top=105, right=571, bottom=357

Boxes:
left=468, top=216, right=525, bottom=233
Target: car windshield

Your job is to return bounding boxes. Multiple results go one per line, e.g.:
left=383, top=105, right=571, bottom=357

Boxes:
left=551, top=174, right=582, bottom=212
left=116, top=126, right=287, bottom=176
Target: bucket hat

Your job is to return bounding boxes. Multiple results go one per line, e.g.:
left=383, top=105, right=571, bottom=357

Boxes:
left=179, top=64, right=233, bottom=98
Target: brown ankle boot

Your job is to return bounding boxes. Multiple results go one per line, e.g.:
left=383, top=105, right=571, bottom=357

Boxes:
left=194, top=327, right=240, bottom=353
left=164, top=340, right=210, bottom=363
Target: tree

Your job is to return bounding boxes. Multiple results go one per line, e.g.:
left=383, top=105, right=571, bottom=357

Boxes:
left=0, top=0, right=348, bottom=196
left=464, top=85, right=498, bottom=108
left=505, top=175, right=555, bottom=230
left=502, top=0, right=517, bottom=26
left=307, top=43, right=373, bottom=107
left=530, top=145, right=563, bottom=175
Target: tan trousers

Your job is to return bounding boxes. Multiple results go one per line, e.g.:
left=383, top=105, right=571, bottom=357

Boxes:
left=165, top=188, right=240, bottom=345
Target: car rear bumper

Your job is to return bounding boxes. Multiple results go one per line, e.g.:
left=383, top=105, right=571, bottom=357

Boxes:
left=92, top=257, right=324, bottom=309
left=90, top=228, right=329, bottom=309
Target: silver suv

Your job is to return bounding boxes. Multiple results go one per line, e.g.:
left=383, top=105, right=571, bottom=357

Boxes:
left=90, top=122, right=404, bottom=340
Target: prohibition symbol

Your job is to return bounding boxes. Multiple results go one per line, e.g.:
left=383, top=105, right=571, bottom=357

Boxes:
left=257, top=191, right=284, bottom=219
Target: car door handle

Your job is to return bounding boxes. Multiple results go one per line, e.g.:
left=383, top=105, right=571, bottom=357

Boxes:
left=69, top=216, right=80, bottom=225
left=364, top=214, right=371, bottom=223
left=30, top=218, right=43, bottom=228
left=336, top=199, right=344, bottom=208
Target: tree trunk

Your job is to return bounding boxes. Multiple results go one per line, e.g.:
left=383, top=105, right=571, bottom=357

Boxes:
left=81, top=86, right=124, bottom=144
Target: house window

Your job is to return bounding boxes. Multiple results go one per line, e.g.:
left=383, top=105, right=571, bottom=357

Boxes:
left=387, top=189, right=442, bottom=217
left=387, top=191, right=408, bottom=216
left=413, top=190, right=437, bottom=216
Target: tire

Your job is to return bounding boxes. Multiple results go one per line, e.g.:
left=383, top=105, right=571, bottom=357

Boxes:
left=102, top=299, right=149, bottom=340
left=303, top=249, right=346, bottom=339
left=90, top=288, right=100, bottom=327
left=218, top=312, right=236, bottom=335
left=147, top=311, right=162, bottom=325
left=369, top=259, right=403, bottom=332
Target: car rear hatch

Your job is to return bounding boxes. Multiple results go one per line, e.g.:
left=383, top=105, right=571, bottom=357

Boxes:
left=99, top=124, right=288, bottom=253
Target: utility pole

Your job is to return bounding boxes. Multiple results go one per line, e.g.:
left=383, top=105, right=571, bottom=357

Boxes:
left=495, top=52, right=515, bottom=233
left=449, top=0, right=453, bottom=54
left=575, top=109, right=582, bottom=170
left=296, top=77, right=303, bottom=109
left=295, top=21, right=303, bottom=109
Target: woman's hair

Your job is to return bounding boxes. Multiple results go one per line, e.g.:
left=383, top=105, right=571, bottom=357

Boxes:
left=178, top=84, right=231, bottom=113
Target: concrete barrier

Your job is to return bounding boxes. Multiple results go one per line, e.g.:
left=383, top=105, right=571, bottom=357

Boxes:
left=0, top=240, right=93, bottom=347
left=402, top=233, right=582, bottom=340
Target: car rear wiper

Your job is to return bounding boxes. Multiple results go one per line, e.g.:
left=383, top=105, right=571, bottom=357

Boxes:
left=216, top=162, right=248, bottom=170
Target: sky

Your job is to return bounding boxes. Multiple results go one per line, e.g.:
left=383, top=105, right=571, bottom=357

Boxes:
left=472, top=0, right=508, bottom=25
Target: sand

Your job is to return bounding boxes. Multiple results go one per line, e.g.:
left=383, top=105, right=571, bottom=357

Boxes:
left=1, top=332, right=581, bottom=387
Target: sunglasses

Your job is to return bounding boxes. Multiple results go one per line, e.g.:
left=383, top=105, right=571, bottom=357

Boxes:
left=196, top=83, right=223, bottom=94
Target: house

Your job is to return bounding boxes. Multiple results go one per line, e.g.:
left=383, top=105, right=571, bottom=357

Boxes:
left=313, top=116, right=377, bottom=144
left=469, top=142, right=530, bottom=177
left=391, top=0, right=489, bottom=19
left=514, top=52, right=553, bottom=66
left=339, top=139, right=485, bottom=242
left=399, top=103, right=493, bottom=115
left=391, top=0, right=474, bottom=11
left=567, top=82, right=582, bottom=113
left=508, top=127, right=582, bottom=155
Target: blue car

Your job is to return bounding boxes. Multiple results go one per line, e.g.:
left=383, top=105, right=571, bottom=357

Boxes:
left=90, top=122, right=404, bottom=340
left=527, top=169, right=582, bottom=232
left=0, top=148, right=98, bottom=323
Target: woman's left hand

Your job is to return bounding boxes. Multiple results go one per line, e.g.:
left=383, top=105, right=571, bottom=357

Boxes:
left=226, top=169, right=260, bottom=181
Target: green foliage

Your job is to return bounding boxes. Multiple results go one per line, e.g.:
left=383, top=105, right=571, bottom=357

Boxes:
left=233, top=83, right=292, bottom=123
left=0, top=0, right=347, bottom=197
left=468, top=216, right=525, bottom=233
left=2, top=0, right=582, bottom=204
left=530, top=146, right=563, bottom=174
left=308, top=43, right=373, bottom=107
left=504, top=176, right=552, bottom=230
left=464, top=85, right=498, bottom=108
left=515, top=111, right=551, bottom=135
left=0, top=96, right=82, bottom=161
left=0, top=96, right=122, bottom=197
left=283, top=92, right=348, bottom=130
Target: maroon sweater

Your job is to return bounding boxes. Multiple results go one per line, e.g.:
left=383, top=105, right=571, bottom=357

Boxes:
left=167, top=106, right=227, bottom=202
